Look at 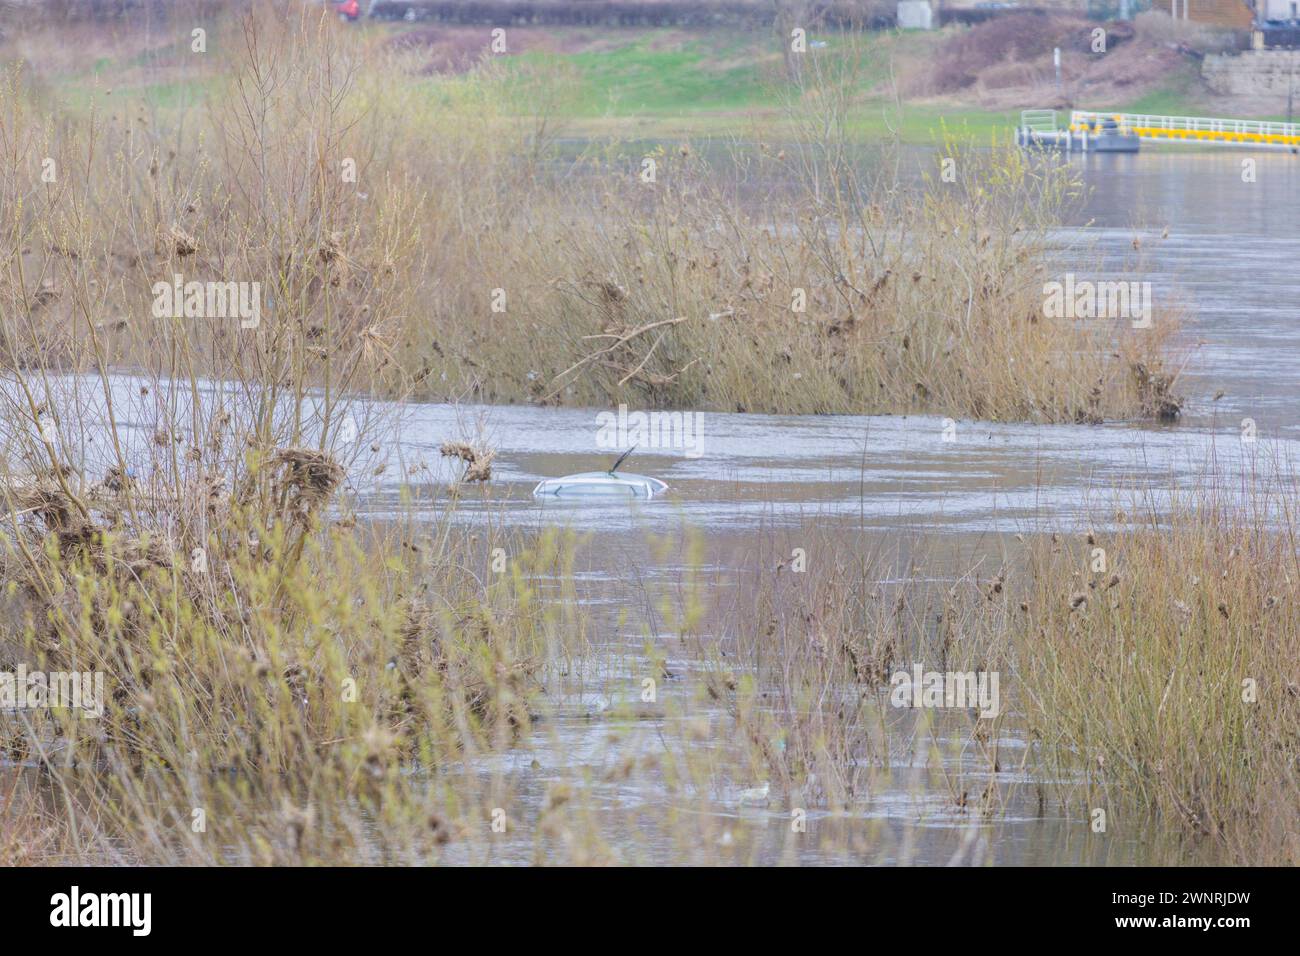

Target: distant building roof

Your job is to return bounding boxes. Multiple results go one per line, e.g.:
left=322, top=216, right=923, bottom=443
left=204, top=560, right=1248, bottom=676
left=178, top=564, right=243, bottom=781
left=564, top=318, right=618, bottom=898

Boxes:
left=1159, top=0, right=1255, bottom=29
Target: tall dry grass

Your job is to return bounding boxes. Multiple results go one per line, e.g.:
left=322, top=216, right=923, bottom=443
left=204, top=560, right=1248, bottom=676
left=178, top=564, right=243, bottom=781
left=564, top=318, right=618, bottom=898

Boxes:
left=1015, top=484, right=1300, bottom=865
left=0, top=4, right=592, bottom=865
left=0, top=6, right=1182, bottom=422
left=721, top=551, right=1016, bottom=821
left=390, top=57, right=1181, bottom=419
left=653, top=491, right=1300, bottom=866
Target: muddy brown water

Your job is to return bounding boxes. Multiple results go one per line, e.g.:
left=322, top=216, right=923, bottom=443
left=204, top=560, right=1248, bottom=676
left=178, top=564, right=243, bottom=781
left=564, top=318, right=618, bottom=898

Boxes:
left=4, top=151, right=1297, bottom=864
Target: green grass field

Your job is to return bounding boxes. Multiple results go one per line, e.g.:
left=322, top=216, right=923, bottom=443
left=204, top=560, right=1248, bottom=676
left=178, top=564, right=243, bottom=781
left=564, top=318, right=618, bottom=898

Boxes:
left=500, top=28, right=1023, bottom=143
left=12, top=21, right=1247, bottom=146
left=406, top=24, right=1238, bottom=142
left=559, top=33, right=772, bottom=117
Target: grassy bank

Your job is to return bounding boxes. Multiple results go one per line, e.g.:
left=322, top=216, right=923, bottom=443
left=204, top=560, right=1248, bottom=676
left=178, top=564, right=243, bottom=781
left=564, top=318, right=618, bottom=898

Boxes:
left=9, top=3, right=1282, bottom=144
left=14, top=20, right=1211, bottom=143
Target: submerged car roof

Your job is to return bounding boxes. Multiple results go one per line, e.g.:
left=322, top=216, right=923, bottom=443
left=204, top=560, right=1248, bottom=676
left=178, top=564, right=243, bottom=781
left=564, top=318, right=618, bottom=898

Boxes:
left=532, top=472, right=668, bottom=499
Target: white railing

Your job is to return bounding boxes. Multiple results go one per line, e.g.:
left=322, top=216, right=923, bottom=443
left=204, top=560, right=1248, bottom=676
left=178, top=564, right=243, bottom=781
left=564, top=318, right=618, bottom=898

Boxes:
left=1020, top=109, right=1059, bottom=132
left=1071, top=110, right=1300, bottom=140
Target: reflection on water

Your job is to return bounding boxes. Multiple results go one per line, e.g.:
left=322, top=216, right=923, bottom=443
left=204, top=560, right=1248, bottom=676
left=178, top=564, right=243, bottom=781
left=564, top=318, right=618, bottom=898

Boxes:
left=1071, top=151, right=1300, bottom=441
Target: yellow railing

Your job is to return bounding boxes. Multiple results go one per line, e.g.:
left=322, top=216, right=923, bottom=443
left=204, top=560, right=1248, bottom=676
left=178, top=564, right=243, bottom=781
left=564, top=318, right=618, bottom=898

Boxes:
left=1070, top=110, right=1300, bottom=149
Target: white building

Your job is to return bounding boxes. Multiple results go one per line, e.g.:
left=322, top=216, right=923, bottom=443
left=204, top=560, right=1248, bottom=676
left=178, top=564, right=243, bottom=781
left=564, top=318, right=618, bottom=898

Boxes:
left=1256, top=0, right=1299, bottom=19
left=897, top=0, right=934, bottom=29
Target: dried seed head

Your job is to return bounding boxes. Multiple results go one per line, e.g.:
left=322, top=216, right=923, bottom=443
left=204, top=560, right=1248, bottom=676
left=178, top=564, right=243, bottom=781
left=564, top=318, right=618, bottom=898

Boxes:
left=427, top=813, right=451, bottom=845
left=169, top=225, right=198, bottom=257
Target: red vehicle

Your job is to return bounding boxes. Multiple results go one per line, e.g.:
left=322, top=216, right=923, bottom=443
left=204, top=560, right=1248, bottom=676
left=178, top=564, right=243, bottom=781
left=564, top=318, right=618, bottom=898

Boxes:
left=334, top=0, right=361, bottom=20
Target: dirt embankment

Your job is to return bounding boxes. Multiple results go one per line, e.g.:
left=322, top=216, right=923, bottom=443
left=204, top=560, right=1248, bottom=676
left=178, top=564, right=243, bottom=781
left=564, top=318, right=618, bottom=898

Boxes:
left=903, top=11, right=1198, bottom=109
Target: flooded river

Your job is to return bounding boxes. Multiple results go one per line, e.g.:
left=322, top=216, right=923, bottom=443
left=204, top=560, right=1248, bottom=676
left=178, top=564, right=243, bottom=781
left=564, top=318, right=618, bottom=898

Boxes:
left=1074, top=149, right=1300, bottom=441
left=7, top=151, right=1297, bottom=865
left=329, top=152, right=1299, bottom=864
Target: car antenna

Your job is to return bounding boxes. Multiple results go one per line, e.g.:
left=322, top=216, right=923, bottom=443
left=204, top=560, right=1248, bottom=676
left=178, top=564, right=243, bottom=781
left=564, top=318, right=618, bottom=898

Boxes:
left=609, top=445, right=636, bottom=475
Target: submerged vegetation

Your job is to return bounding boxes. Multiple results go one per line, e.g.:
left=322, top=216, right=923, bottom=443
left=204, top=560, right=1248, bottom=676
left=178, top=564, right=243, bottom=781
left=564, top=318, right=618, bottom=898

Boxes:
left=1016, top=494, right=1300, bottom=866
left=703, top=492, right=1300, bottom=866
left=4, top=443, right=1292, bottom=865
